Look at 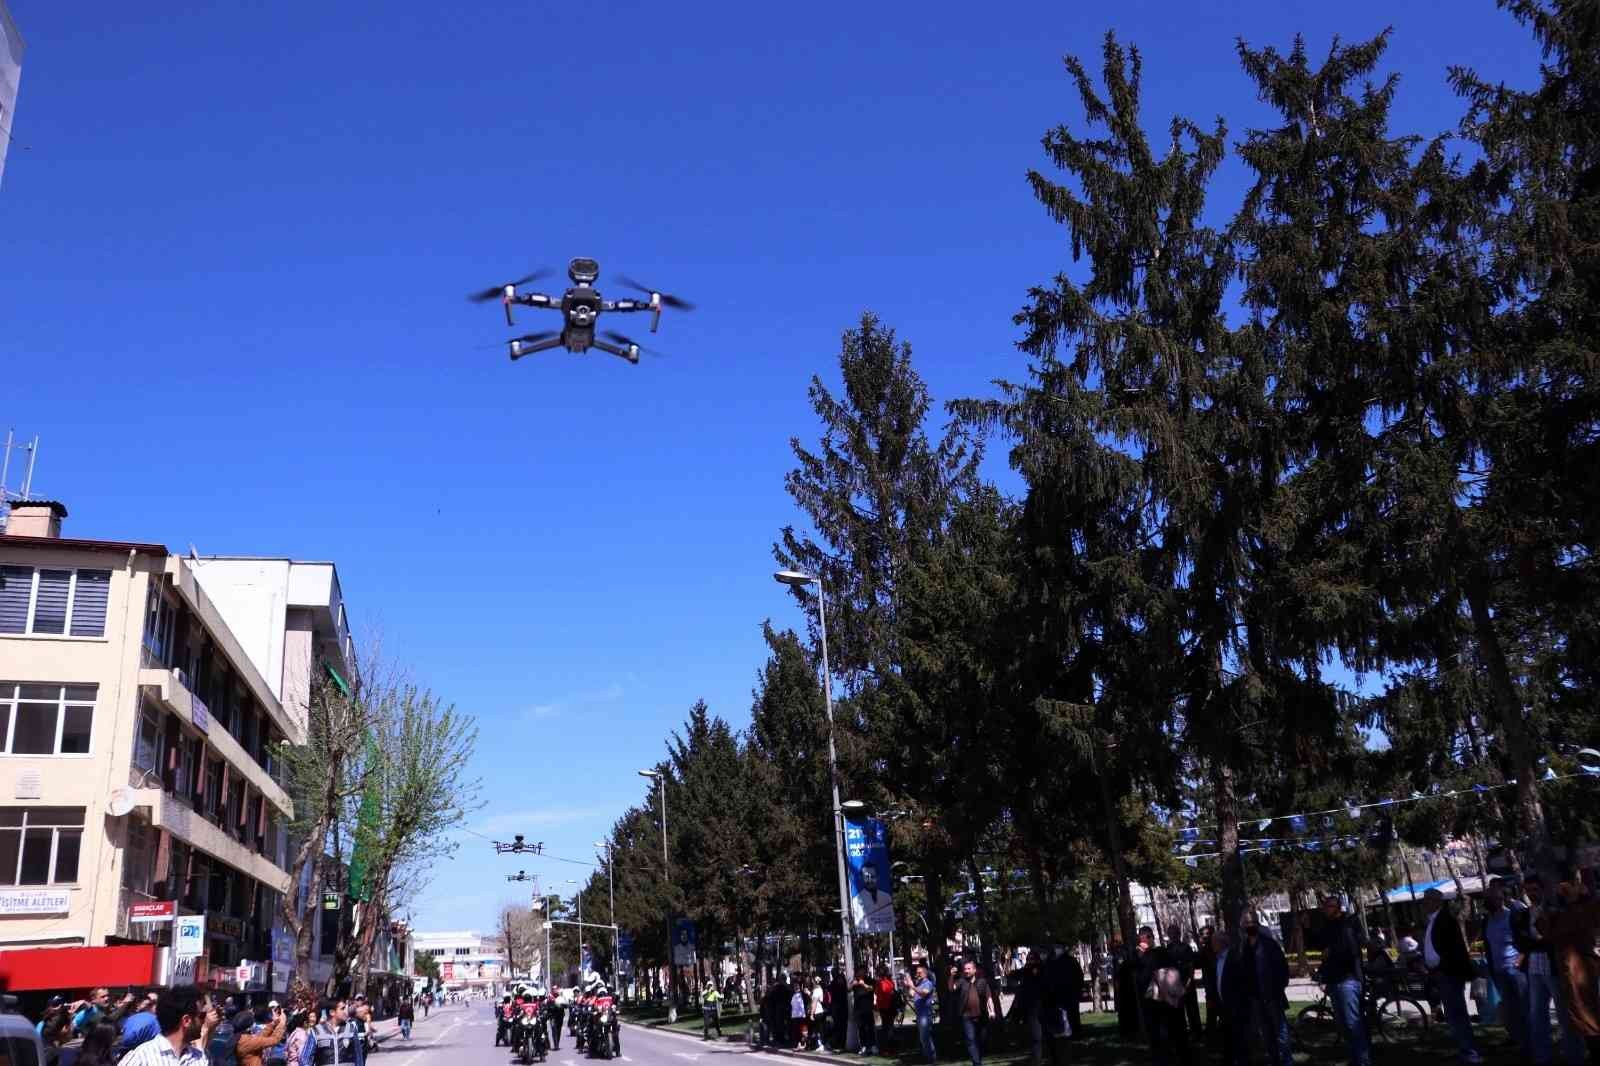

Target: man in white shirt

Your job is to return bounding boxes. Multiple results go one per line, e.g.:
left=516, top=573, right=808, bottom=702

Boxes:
left=118, top=986, right=218, bottom=1066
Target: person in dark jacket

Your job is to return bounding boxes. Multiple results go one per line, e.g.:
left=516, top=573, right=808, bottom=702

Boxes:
left=1113, top=940, right=1141, bottom=1037
left=1011, top=956, right=1053, bottom=1066
left=829, top=971, right=850, bottom=1051
left=1197, top=926, right=1219, bottom=1045
left=1420, top=888, right=1480, bottom=1063
left=1213, top=929, right=1245, bottom=1066
left=1166, top=924, right=1202, bottom=1039
left=851, top=972, right=878, bottom=1055
left=207, top=998, right=240, bottom=1066
left=764, top=976, right=791, bottom=1048
left=1315, top=896, right=1371, bottom=1066
left=1047, top=950, right=1083, bottom=1040
left=1134, top=929, right=1192, bottom=1066
left=1239, top=913, right=1292, bottom=1066
left=948, top=959, right=993, bottom=1066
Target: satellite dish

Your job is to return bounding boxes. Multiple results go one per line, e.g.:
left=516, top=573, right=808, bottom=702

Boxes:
left=107, top=787, right=135, bottom=817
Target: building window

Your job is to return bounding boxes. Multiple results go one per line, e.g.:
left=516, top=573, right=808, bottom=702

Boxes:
left=205, top=760, right=223, bottom=822
left=123, top=818, right=154, bottom=896
left=134, top=700, right=162, bottom=776
left=0, top=567, right=111, bottom=638
left=0, top=807, right=84, bottom=885
left=0, top=683, right=96, bottom=756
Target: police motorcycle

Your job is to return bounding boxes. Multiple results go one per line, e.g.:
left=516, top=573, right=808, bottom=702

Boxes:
left=495, top=994, right=516, bottom=1048
left=583, top=979, right=620, bottom=1061
left=511, top=984, right=550, bottom=1065
left=571, top=992, right=591, bottom=1053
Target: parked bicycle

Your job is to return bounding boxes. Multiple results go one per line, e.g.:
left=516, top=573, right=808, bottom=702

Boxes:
left=1294, top=974, right=1432, bottom=1047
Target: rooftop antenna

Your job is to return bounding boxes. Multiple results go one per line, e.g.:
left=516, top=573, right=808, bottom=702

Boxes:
left=0, top=430, right=41, bottom=533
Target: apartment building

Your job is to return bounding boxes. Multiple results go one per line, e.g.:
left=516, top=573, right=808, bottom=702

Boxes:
left=0, top=501, right=311, bottom=992
left=410, top=930, right=507, bottom=990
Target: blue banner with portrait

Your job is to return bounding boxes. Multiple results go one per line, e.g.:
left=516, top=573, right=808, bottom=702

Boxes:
left=845, top=816, right=895, bottom=933
left=672, top=918, right=697, bottom=965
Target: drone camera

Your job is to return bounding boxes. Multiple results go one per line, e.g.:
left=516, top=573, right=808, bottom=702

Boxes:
left=568, top=257, right=600, bottom=284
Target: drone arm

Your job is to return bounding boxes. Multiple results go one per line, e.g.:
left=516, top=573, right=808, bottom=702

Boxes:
left=602, top=297, right=663, bottom=333
left=509, top=335, right=565, bottom=361
left=590, top=337, right=640, bottom=365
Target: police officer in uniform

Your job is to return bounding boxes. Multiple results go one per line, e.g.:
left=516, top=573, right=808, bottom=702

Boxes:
left=310, top=1001, right=364, bottom=1066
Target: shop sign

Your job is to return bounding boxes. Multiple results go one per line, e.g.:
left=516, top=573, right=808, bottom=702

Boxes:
left=130, top=900, right=177, bottom=923
left=175, top=915, right=206, bottom=958
left=0, top=889, right=69, bottom=915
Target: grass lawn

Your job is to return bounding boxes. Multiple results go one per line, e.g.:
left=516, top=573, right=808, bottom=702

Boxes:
left=629, top=1005, right=1526, bottom=1065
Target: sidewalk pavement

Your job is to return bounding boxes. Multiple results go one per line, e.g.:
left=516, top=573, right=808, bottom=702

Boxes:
left=620, top=1018, right=865, bottom=1066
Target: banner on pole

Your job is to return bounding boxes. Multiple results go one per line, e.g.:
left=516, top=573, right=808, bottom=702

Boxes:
left=671, top=919, right=696, bottom=965
left=845, top=816, right=895, bottom=933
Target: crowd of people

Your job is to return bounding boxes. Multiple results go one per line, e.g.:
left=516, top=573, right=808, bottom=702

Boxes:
left=1095, top=872, right=1600, bottom=1066
left=22, top=984, right=439, bottom=1066
left=742, top=952, right=1084, bottom=1066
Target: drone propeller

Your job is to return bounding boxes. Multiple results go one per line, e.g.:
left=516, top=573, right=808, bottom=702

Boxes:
left=603, top=331, right=669, bottom=359
left=468, top=269, right=551, bottom=303
left=614, top=275, right=695, bottom=311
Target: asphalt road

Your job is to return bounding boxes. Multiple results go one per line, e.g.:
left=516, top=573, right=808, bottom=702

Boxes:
left=376, top=1001, right=807, bottom=1066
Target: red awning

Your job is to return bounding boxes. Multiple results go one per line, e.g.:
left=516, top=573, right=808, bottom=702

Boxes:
left=0, top=945, right=158, bottom=991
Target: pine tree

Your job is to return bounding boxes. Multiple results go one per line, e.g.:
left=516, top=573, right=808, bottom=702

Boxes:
left=1443, top=0, right=1600, bottom=873
left=776, top=311, right=985, bottom=955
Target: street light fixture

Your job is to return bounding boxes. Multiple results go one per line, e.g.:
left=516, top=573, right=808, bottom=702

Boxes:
left=773, top=567, right=860, bottom=1049
left=638, top=767, right=676, bottom=1021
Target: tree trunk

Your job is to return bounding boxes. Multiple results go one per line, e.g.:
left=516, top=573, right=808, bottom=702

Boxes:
left=924, top=870, right=948, bottom=972
left=1212, top=760, right=1244, bottom=933
left=1090, top=743, right=1139, bottom=951
left=1288, top=890, right=1309, bottom=977
left=1464, top=568, right=1551, bottom=877
left=1377, top=881, right=1400, bottom=950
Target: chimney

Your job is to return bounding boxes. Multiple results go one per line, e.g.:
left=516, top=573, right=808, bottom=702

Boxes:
left=4, top=500, right=68, bottom=538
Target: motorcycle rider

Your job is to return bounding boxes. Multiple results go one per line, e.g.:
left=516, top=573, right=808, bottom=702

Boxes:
left=544, top=985, right=564, bottom=1052
left=495, top=995, right=515, bottom=1048
left=585, top=977, right=619, bottom=1059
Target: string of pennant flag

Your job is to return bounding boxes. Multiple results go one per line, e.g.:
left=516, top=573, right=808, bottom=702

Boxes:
left=1169, top=760, right=1600, bottom=868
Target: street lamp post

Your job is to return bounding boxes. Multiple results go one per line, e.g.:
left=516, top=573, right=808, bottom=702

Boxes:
left=595, top=841, right=617, bottom=996
left=774, top=569, right=859, bottom=1050
left=638, top=767, right=676, bottom=1022
left=565, top=878, right=584, bottom=977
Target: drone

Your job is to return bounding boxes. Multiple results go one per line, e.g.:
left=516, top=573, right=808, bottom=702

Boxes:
left=493, top=834, right=545, bottom=855
left=470, top=257, right=693, bottom=365
left=506, top=870, right=535, bottom=883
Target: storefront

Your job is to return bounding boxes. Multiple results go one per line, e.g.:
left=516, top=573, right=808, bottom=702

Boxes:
left=0, top=944, right=159, bottom=991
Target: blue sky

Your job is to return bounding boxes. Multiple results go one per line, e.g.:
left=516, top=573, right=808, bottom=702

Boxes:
left=2, top=0, right=1540, bottom=933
